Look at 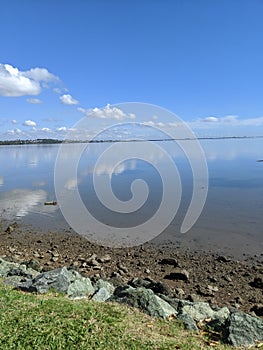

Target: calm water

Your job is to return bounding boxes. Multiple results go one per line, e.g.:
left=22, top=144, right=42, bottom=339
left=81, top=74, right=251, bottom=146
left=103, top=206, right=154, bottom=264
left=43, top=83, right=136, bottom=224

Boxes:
left=0, top=139, right=262, bottom=257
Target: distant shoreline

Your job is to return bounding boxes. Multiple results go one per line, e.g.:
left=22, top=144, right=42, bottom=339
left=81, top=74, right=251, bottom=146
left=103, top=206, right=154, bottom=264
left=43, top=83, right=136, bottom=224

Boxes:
left=1, top=135, right=263, bottom=146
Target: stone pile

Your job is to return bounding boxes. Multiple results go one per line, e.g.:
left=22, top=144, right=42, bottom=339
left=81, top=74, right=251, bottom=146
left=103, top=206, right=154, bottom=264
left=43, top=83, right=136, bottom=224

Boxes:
left=0, top=257, right=262, bottom=347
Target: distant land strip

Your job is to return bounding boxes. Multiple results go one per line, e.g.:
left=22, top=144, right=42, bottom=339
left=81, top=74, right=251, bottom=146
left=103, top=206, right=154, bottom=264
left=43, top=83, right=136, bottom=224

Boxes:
left=0, top=135, right=263, bottom=146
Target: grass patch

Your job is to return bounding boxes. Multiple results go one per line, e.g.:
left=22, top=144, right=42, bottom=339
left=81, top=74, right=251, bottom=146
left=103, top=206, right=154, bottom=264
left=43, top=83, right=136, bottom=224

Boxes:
left=0, top=281, right=256, bottom=349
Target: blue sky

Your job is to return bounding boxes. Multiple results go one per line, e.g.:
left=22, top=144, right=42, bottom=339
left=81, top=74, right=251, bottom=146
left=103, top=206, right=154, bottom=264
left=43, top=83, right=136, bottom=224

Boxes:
left=1, top=0, right=263, bottom=139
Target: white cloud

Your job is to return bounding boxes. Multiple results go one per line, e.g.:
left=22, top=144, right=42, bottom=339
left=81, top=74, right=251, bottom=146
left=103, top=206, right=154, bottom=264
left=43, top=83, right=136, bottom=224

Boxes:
left=26, top=98, right=43, bottom=104
left=53, top=87, right=62, bottom=94
left=142, top=120, right=168, bottom=128
left=240, top=116, right=263, bottom=126
left=59, top=94, right=79, bottom=105
left=12, top=119, right=18, bottom=124
left=64, top=178, right=79, bottom=190
left=7, top=128, right=23, bottom=135
left=54, top=87, right=68, bottom=94
left=77, top=107, right=86, bottom=113
left=79, top=104, right=136, bottom=120
left=189, top=115, right=263, bottom=133
left=156, top=122, right=165, bottom=127
left=142, top=120, right=155, bottom=127
left=0, top=189, right=49, bottom=219
left=56, top=126, right=67, bottom=131
left=22, top=67, right=59, bottom=82
left=221, top=115, right=238, bottom=123
left=41, top=127, right=52, bottom=132
left=197, top=115, right=239, bottom=125
left=202, top=116, right=219, bottom=122
left=23, top=120, right=37, bottom=127
left=0, top=63, right=59, bottom=97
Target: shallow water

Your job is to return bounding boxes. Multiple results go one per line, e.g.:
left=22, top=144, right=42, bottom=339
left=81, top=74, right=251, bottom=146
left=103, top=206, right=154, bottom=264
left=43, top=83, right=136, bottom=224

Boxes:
left=0, top=138, right=262, bottom=257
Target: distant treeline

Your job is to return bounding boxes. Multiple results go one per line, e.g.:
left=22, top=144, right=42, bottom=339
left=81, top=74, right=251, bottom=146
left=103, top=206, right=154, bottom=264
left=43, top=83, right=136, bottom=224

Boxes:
left=0, top=139, right=63, bottom=145
left=0, top=135, right=263, bottom=146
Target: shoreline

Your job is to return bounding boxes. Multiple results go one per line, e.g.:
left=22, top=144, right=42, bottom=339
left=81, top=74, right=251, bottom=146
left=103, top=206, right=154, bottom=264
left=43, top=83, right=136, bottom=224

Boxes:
left=0, top=220, right=262, bottom=317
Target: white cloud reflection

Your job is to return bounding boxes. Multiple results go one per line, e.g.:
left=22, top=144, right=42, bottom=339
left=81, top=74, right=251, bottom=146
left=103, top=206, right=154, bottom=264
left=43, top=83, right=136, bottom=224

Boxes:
left=0, top=189, right=57, bottom=219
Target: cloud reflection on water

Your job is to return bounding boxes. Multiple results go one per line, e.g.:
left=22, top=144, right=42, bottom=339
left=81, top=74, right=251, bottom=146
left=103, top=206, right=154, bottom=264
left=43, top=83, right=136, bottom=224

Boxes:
left=0, top=189, right=57, bottom=219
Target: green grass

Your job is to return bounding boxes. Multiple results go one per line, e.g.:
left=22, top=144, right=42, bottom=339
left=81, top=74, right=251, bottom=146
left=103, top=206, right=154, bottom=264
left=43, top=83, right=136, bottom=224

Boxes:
left=0, top=281, right=257, bottom=350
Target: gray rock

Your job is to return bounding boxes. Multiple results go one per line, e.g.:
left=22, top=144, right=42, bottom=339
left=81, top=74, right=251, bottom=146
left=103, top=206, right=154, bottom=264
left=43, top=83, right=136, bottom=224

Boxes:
left=18, top=264, right=39, bottom=278
left=251, top=304, right=263, bottom=317
left=129, top=278, right=151, bottom=289
left=22, top=259, right=42, bottom=272
left=97, top=254, right=111, bottom=263
left=177, top=314, right=199, bottom=332
left=158, top=294, right=180, bottom=310
left=164, top=269, right=190, bottom=281
left=67, top=278, right=94, bottom=299
left=18, top=267, right=70, bottom=294
left=66, top=269, right=84, bottom=283
left=207, top=285, right=219, bottom=292
left=223, top=312, right=263, bottom=347
left=5, top=223, right=17, bottom=234
left=7, top=267, right=32, bottom=279
left=188, top=293, right=204, bottom=303
left=175, top=288, right=185, bottom=299
left=95, top=279, right=115, bottom=295
left=216, top=255, right=231, bottom=263
left=196, top=285, right=215, bottom=297
left=128, top=278, right=171, bottom=296
left=110, top=286, right=177, bottom=318
left=92, top=287, right=111, bottom=302
left=117, top=263, right=128, bottom=273
left=178, top=301, right=230, bottom=323
left=250, top=277, right=263, bottom=289
left=0, top=258, right=20, bottom=276
left=158, top=258, right=178, bottom=267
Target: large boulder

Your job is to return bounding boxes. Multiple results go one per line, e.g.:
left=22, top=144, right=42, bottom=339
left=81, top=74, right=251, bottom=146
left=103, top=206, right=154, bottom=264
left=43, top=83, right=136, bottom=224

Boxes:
left=109, top=286, right=177, bottom=318
left=177, top=314, right=199, bottom=332
left=92, top=287, right=112, bottom=302
left=128, top=278, right=171, bottom=296
left=67, top=278, right=94, bottom=299
left=16, top=267, right=95, bottom=297
left=223, top=312, right=263, bottom=347
left=178, top=300, right=230, bottom=323
left=0, top=258, right=38, bottom=278
left=0, top=258, right=39, bottom=288
left=91, top=279, right=115, bottom=302
left=0, top=258, right=20, bottom=276
left=18, top=267, right=70, bottom=293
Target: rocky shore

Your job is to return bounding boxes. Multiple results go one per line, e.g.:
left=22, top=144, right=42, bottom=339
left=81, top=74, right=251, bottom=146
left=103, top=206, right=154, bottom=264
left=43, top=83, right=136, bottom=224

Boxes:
left=0, top=220, right=262, bottom=347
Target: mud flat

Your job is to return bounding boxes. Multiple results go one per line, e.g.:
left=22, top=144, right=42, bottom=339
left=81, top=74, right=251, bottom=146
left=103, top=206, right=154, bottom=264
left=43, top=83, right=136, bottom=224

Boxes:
left=0, top=219, right=262, bottom=317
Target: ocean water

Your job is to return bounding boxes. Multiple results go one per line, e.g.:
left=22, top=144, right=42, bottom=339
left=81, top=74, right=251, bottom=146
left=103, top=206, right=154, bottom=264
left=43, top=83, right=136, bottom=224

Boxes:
left=0, top=138, right=262, bottom=257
